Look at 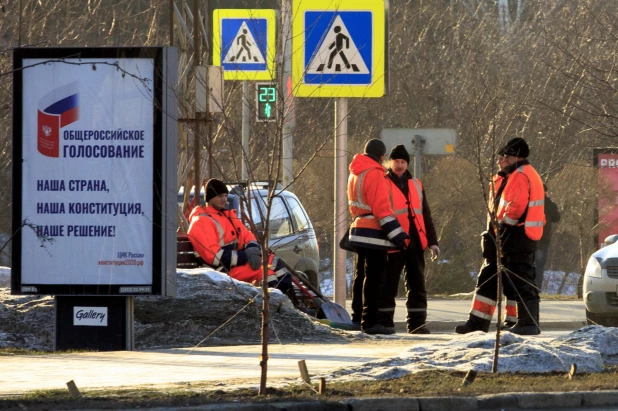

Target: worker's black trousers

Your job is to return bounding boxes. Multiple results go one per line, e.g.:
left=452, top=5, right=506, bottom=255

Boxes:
left=378, top=242, right=426, bottom=329
left=502, top=251, right=539, bottom=302
left=353, top=248, right=388, bottom=329
left=474, top=252, right=537, bottom=305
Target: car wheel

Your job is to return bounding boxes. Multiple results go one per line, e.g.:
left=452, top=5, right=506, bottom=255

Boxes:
left=586, top=309, right=618, bottom=327
left=304, top=271, right=320, bottom=292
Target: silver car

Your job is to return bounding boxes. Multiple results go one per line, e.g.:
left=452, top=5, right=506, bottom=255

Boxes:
left=178, top=183, right=321, bottom=290
left=583, top=234, right=618, bottom=326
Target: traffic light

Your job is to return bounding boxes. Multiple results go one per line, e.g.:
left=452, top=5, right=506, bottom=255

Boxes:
left=256, top=83, right=277, bottom=122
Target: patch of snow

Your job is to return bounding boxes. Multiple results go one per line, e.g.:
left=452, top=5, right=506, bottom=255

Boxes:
left=320, top=327, right=618, bottom=382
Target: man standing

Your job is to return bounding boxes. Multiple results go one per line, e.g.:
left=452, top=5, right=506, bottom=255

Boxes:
left=380, top=145, right=440, bottom=334
left=187, top=179, right=293, bottom=294
left=347, top=139, right=409, bottom=335
left=495, top=138, right=545, bottom=335
left=455, top=154, right=518, bottom=334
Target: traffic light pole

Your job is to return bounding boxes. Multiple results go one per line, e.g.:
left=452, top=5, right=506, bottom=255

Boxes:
left=242, top=80, right=250, bottom=180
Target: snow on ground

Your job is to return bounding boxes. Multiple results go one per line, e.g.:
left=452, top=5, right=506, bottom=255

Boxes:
left=319, top=326, right=618, bottom=382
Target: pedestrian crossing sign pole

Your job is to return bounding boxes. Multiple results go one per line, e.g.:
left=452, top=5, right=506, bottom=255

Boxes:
left=292, top=0, right=387, bottom=98
left=213, top=9, right=277, bottom=81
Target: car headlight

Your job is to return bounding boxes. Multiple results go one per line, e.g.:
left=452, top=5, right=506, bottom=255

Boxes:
left=584, top=256, right=602, bottom=279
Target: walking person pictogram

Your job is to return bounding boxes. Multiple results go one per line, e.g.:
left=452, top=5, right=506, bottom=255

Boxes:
left=314, top=21, right=362, bottom=73
left=231, top=29, right=258, bottom=62
left=327, top=26, right=351, bottom=70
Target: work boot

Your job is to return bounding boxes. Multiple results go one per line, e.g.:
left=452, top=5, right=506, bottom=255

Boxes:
left=362, top=324, right=396, bottom=335
left=455, top=314, right=491, bottom=334
left=509, top=299, right=540, bottom=336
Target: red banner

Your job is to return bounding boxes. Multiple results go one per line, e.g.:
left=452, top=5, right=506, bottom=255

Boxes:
left=597, top=152, right=618, bottom=247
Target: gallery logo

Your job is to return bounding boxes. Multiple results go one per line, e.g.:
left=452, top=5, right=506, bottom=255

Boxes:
left=37, top=81, right=79, bottom=157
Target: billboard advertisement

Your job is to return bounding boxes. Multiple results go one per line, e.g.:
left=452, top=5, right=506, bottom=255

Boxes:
left=12, top=48, right=178, bottom=296
left=595, top=149, right=618, bottom=248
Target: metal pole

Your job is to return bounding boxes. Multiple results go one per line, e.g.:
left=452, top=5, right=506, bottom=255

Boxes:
left=334, top=98, right=348, bottom=306
left=281, top=0, right=294, bottom=188
left=169, top=0, right=174, bottom=46
left=193, top=0, right=201, bottom=194
left=413, top=134, right=422, bottom=179
left=242, top=81, right=250, bottom=181
left=18, top=0, right=22, bottom=47
left=205, top=0, right=212, bottom=179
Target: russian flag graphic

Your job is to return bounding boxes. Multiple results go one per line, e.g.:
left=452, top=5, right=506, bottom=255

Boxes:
left=37, top=81, right=79, bottom=157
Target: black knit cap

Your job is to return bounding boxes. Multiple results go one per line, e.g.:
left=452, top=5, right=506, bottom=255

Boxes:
left=389, top=144, right=410, bottom=164
left=204, top=178, right=228, bottom=202
left=498, top=138, right=529, bottom=158
left=363, top=138, right=386, bottom=158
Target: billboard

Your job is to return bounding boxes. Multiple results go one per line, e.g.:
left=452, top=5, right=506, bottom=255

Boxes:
left=380, top=128, right=457, bottom=155
left=12, top=47, right=178, bottom=296
left=595, top=149, right=618, bottom=248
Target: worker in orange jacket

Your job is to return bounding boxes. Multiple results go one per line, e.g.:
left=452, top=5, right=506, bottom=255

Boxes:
left=187, top=179, right=293, bottom=294
left=457, top=138, right=544, bottom=336
left=495, top=138, right=545, bottom=335
left=348, top=139, right=409, bottom=335
left=455, top=155, right=518, bottom=334
left=380, top=145, right=440, bottom=335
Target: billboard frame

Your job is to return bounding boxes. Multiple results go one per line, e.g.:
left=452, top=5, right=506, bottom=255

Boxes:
left=11, top=47, right=178, bottom=297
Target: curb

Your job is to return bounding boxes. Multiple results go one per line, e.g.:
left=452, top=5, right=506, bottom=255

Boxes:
left=394, top=320, right=587, bottom=333
left=127, top=390, right=618, bottom=410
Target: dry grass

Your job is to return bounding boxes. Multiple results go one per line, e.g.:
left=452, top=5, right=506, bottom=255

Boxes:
left=2, top=366, right=618, bottom=410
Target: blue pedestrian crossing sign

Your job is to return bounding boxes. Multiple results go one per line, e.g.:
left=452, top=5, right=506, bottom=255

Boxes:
left=213, top=9, right=276, bottom=81
left=292, top=0, right=386, bottom=98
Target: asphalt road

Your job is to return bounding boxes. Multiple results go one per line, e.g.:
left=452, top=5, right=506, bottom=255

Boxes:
left=392, top=297, right=586, bottom=331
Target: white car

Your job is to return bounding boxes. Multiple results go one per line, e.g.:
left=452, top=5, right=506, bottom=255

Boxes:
left=583, top=234, right=618, bottom=326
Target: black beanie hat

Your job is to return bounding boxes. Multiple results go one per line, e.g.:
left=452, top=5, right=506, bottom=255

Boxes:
left=364, top=138, right=386, bottom=158
left=389, top=144, right=410, bottom=164
left=498, top=138, right=529, bottom=158
left=204, top=178, right=228, bottom=202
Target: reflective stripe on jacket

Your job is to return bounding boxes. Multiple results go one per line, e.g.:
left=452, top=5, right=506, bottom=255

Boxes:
left=388, top=176, right=428, bottom=250
left=347, top=154, right=407, bottom=250
left=496, top=164, right=545, bottom=241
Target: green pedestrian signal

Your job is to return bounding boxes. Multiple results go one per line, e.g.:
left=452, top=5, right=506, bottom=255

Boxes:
left=256, top=83, right=277, bottom=122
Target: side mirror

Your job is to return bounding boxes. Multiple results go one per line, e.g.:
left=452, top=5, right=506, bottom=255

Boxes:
left=604, top=234, right=618, bottom=247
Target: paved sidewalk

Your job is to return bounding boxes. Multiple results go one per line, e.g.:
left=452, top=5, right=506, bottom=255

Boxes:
left=0, top=338, right=442, bottom=396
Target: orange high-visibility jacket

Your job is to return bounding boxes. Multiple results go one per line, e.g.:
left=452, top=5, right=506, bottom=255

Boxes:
left=388, top=176, right=428, bottom=250
left=187, top=205, right=283, bottom=283
left=347, top=154, right=408, bottom=250
left=496, top=164, right=545, bottom=241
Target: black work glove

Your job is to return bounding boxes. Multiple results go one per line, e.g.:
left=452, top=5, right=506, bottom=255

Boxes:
left=245, top=247, right=262, bottom=270
left=394, top=238, right=408, bottom=251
